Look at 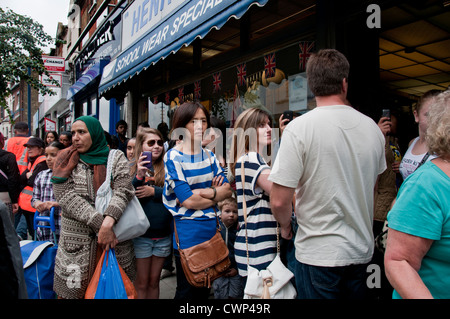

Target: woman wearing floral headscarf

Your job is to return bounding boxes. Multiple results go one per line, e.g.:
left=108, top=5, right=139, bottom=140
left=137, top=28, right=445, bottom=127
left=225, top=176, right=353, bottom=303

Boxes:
left=51, top=116, right=136, bottom=299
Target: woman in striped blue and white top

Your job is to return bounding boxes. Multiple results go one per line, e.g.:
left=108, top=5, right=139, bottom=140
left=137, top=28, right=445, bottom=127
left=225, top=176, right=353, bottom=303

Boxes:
left=163, top=102, right=232, bottom=299
left=229, top=107, right=278, bottom=277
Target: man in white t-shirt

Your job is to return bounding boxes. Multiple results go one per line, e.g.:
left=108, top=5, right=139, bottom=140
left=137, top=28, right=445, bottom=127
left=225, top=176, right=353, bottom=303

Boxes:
left=269, top=49, right=386, bottom=299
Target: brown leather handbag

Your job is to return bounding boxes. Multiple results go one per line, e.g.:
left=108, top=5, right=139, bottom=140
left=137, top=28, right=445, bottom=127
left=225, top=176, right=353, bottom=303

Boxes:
left=174, top=215, right=231, bottom=288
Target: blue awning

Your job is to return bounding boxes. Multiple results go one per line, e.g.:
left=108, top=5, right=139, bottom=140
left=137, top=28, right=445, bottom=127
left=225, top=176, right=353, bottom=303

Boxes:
left=67, top=59, right=109, bottom=101
left=99, top=0, right=269, bottom=95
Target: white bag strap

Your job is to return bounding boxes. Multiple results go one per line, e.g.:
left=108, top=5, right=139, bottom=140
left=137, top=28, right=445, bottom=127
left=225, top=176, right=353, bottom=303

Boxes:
left=96, top=149, right=117, bottom=197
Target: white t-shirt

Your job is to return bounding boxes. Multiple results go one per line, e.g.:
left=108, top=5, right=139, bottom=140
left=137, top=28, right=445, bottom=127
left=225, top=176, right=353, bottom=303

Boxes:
left=269, top=105, right=386, bottom=267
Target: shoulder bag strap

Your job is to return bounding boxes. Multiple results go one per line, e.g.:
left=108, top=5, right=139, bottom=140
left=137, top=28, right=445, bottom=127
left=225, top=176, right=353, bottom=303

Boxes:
left=240, top=157, right=250, bottom=266
left=416, top=152, right=430, bottom=171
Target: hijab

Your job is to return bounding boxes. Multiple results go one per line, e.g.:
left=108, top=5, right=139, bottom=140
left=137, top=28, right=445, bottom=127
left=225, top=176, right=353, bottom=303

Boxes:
left=74, top=116, right=109, bottom=166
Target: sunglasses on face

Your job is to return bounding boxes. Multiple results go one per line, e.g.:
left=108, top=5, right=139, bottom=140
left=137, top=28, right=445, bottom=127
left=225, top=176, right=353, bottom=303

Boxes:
left=147, top=139, right=164, bottom=147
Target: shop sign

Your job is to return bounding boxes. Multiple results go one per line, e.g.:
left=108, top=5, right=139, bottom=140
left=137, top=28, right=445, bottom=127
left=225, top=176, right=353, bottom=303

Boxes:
left=40, top=73, right=62, bottom=87
left=100, top=0, right=269, bottom=93
left=44, top=117, right=56, bottom=132
left=113, top=0, right=232, bottom=78
left=121, top=0, right=185, bottom=51
left=42, top=56, right=65, bottom=72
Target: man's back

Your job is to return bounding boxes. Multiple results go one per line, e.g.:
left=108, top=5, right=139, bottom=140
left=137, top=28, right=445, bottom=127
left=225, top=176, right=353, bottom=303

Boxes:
left=271, top=105, right=386, bottom=267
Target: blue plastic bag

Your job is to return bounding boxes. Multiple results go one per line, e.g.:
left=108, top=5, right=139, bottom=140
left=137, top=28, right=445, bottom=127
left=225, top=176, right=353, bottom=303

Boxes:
left=94, top=249, right=128, bottom=299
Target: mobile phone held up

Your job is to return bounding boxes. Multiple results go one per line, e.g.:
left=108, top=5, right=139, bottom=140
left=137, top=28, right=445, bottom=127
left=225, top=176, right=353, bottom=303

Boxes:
left=382, top=109, right=390, bottom=119
left=283, top=110, right=293, bottom=123
left=142, top=151, right=153, bottom=171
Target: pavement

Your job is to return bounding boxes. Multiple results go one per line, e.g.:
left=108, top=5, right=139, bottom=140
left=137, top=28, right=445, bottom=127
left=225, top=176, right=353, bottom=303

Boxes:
left=159, top=269, right=177, bottom=299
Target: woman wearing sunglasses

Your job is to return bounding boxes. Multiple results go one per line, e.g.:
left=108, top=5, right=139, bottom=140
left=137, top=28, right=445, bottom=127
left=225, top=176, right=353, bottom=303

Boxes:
left=130, top=128, right=173, bottom=299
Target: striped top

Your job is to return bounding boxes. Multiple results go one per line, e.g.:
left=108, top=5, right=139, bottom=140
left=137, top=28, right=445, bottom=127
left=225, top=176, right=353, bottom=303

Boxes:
left=163, top=147, right=227, bottom=249
left=234, top=152, right=277, bottom=277
left=31, top=169, right=61, bottom=243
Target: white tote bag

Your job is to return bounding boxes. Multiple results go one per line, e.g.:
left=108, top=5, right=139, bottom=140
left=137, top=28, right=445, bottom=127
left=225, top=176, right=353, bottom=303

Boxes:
left=95, top=150, right=150, bottom=242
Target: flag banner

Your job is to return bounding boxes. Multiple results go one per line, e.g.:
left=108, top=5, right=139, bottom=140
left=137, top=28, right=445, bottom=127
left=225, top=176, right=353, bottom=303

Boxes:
left=165, top=92, right=170, bottom=105
left=264, top=53, right=276, bottom=78
left=299, top=41, right=315, bottom=71
left=231, top=84, right=241, bottom=127
left=237, top=63, right=247, bottom=87
left=213, top=72, right=222, bottom=93
left=194, top=81, right=201, bottom=100
left=178, top=87, right=184, bottom=103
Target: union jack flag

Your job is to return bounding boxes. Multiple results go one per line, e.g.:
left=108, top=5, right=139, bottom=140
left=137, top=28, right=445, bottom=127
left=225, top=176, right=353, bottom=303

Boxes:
left=178, top=86, right=184, bottom=103
left=165, top=92, right=170, bottom=105
left=236, top=63, right=247, bottom=87
left=264, top=53, right=276, bottom=78
left=194, top=81, right=201, bottom=100
left=212, top=72, right=221, bottom=93
left=299, top=41, right=315, bottom=71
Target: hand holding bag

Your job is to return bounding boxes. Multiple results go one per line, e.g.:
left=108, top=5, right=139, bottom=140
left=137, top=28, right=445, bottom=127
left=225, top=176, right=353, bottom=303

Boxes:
left=95, top=149, right=150, bottom=242
left=240, top=157, right=297, bottom=299
left=85, top=248, right=137, bottom=299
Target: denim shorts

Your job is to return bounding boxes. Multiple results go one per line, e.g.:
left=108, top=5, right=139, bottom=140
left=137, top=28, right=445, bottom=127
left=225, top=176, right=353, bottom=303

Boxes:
left=133, top=236, right=172, bottom=259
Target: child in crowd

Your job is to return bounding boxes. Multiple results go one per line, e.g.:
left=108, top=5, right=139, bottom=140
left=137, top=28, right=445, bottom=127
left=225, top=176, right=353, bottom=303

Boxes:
left=213, top=196, right=244, bottom=299
left=31, top=141, right=65, bottom=244
left=126, top=137, right=136, bottom=161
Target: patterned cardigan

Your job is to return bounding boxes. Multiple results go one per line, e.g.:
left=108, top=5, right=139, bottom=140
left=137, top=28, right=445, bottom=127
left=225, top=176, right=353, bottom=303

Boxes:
left=52, top=150, right=136, bottom=299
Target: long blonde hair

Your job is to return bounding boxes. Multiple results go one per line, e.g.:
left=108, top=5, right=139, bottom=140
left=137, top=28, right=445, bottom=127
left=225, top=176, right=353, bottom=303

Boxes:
left=229, top=107, right=272, bottom=177
left=131, top=128, right=165, bottom=187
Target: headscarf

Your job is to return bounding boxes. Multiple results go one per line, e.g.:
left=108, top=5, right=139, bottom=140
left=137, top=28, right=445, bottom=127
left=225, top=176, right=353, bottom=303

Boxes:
left=74, top=116, right=109, bottom=166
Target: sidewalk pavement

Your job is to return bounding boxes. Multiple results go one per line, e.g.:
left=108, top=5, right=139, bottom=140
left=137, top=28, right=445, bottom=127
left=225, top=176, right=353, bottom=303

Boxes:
left=159, top=271, right=177, bottom=299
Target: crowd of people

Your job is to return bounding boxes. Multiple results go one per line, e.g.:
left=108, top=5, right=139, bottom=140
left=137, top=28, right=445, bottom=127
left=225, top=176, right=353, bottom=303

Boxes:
left=0, top=48, right=449, bottom=300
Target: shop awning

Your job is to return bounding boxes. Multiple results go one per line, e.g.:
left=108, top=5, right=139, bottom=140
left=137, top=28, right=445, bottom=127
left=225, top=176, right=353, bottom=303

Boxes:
left=99, top=0, right=269, bottom=95
left=67, top=59, right=109, bottom=101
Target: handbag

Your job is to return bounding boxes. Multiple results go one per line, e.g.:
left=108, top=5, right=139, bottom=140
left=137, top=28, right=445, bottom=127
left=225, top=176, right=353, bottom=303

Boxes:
left=85, top=248, right=137, bottom=299
left=240, top=157, right=297, bottom=299
left=174, top=211, right=231, bottom=288
left=95, top=149, right=150, bottom=242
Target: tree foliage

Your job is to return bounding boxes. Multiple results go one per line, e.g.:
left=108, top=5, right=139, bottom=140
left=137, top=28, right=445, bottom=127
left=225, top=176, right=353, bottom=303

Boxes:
left=0, top=7, right=59, bottom=111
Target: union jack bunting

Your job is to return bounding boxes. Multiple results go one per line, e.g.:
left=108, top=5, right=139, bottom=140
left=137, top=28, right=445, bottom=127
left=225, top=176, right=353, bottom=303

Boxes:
left=178, top=86, right=184, bottom=103
left=236, top=63, right=247, bottom=87
left=264, top=53, right=276, bottom=78
left=194, top=81, right=201, bottom=100
left=299, top=41, right=315, bottom=71
left=165, top=92, right=170, bottom=105
left=212, top=72, right=221, bottom=93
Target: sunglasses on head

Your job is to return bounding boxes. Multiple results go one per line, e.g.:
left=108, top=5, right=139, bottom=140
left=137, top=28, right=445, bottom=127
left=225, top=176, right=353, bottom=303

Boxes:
left=147, top=139, right=164, bottom=147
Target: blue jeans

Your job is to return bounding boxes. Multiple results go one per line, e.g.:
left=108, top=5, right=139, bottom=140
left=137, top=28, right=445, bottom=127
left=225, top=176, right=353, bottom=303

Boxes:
left=294, top=260, right=369, bottom=299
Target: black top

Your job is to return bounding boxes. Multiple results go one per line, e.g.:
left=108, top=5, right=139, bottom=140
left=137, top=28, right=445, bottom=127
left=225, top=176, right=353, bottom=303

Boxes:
left=0, top=150, right=21, bottom=203
left=132, top=176, right=173, bottom=239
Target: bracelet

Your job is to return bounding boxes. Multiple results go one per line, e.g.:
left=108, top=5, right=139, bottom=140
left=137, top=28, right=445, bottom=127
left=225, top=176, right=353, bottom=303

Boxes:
left=210, top=186, right=217, bottom=200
